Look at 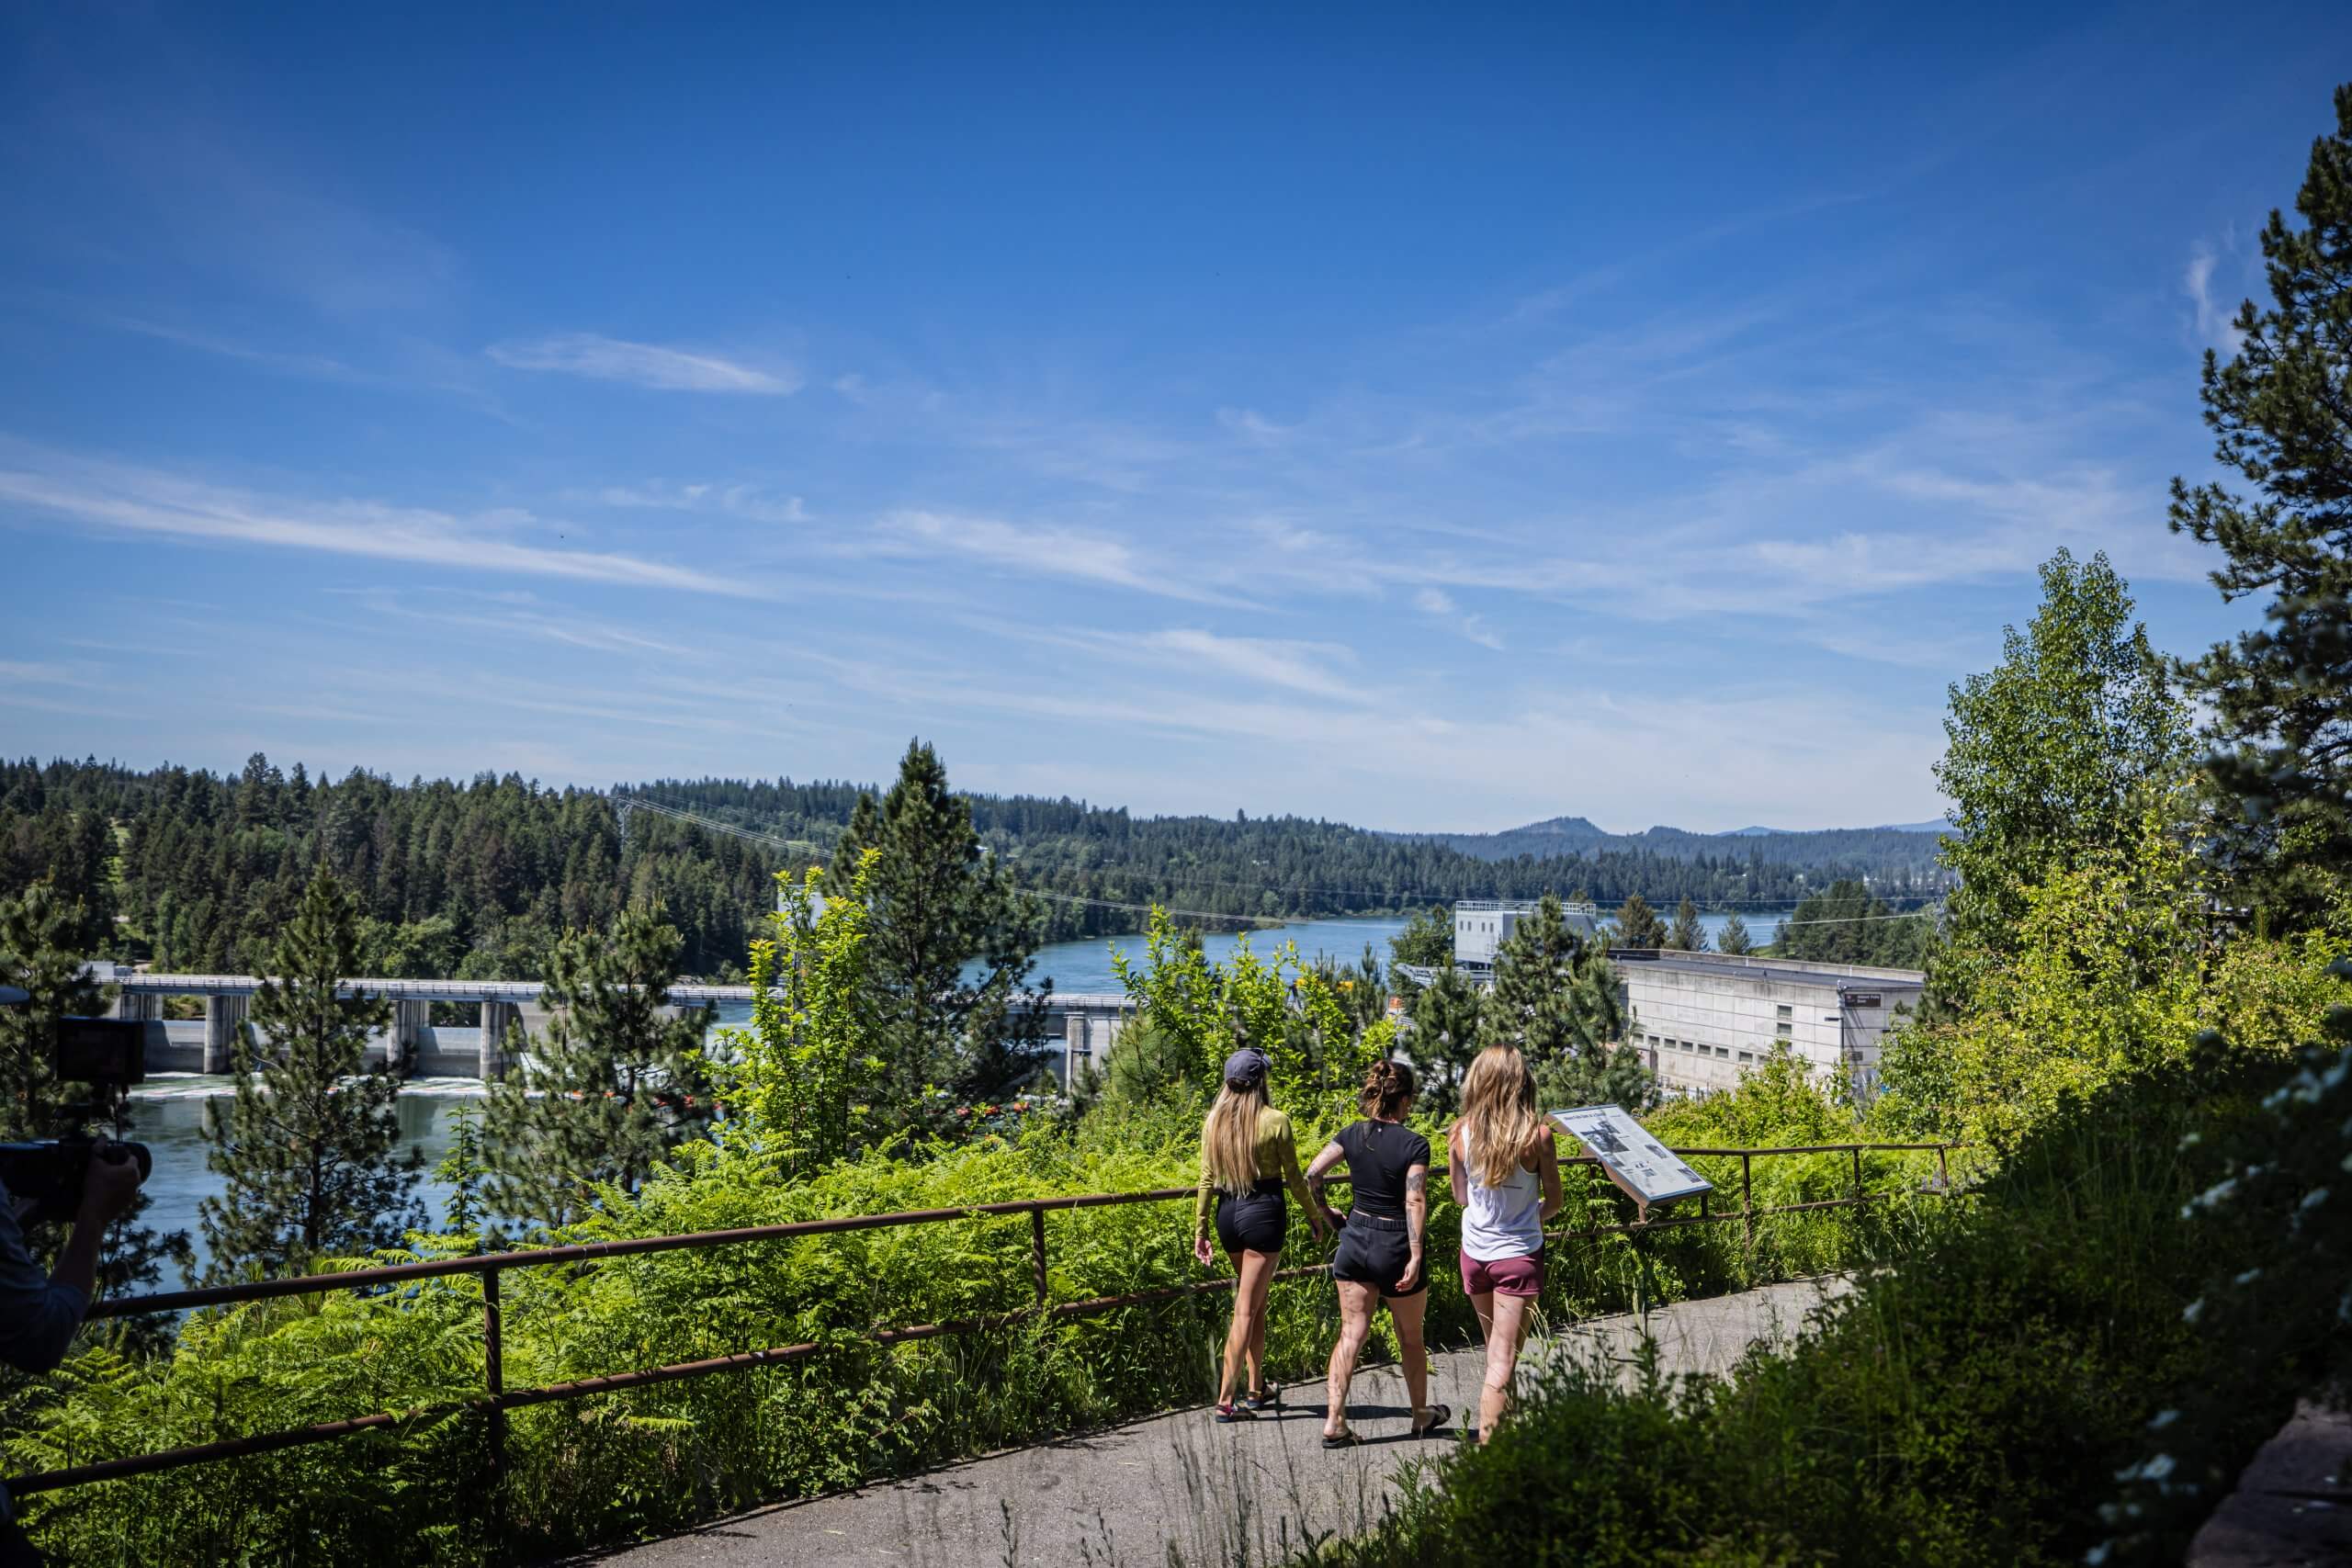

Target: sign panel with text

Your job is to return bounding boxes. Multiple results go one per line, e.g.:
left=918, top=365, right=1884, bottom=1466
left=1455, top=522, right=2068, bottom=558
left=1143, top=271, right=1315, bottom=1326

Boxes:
left=1550, top=1104, right=1712, bottom=1206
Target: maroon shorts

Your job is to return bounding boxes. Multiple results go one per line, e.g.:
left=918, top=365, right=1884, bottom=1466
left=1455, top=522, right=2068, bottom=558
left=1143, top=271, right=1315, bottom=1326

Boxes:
left=1460, top=1248, right=1545, bottom=1299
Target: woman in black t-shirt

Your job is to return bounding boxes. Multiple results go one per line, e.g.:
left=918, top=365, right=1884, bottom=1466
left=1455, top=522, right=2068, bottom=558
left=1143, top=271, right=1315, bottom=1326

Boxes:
left=1304, top=1060, right=1451, bottom=1445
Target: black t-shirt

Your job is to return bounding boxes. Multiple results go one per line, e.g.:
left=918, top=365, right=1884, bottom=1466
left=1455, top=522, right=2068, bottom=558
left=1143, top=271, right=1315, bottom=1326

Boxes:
left=1337, top=1120, right=1432, bottom=1220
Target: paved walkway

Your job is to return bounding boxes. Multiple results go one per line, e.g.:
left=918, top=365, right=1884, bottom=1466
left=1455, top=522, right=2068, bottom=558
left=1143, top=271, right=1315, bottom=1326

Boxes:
left=2189, top=1403, right=2352, bottom=1567
left=571, top=1278, right=1846, bottom=1568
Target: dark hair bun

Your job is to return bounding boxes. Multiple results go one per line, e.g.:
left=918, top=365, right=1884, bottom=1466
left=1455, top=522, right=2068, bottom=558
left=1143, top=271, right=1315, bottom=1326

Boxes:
left=1360, top=1059, right=1416, bottom=1115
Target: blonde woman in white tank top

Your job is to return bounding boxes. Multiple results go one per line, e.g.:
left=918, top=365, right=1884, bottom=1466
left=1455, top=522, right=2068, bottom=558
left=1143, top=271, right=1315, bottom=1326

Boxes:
left=1447, top=1045, right=1562, bottom=1444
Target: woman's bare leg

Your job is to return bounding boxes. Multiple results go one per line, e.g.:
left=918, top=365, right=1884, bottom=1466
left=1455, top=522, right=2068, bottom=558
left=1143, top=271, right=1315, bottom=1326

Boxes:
left=1324, top=1281, right=1380, bottom=1437
left=1219, top=1249, right=1281, bottom=1408
left=1478, top=1292, right=1533, bottom=1443
left=1388, top=1289, right=1430, bottom=1420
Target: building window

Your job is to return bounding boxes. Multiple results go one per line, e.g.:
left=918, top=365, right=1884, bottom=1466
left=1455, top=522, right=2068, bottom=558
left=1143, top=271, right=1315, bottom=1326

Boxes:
left=1715, top=1045, right=1731, bottom=1060
left=1776, top=1021, right=1792, bottom=1038
left=1737, top=1051, right=1755, bottom=1065
left=1775, top=1004, right=1792, bottom=1020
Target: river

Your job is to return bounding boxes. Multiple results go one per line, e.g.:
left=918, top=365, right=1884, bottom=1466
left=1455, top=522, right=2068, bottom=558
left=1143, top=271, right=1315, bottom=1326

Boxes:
left=123, top=908, right=1782, bottom=1280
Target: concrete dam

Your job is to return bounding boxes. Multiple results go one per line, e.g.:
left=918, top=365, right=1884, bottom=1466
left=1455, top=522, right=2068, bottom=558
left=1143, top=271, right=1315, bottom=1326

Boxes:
left=88, top=966, right=1133, bottom=1086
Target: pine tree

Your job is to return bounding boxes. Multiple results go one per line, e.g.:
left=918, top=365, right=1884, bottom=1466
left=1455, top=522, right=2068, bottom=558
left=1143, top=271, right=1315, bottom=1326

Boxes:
left=1716, top=911, right=1754, bottom=954
left=1668, top=896, right=1708, bottom=952
left=1476, top=895, right=1646, bottom=1110
left=199, top=866, right=421, bottom=1282
left=481, top=903, right=713, bottom=1230
left=2169, top=85, right=2352, bottom=921
left=1404, top=963, right=1485, bottom=1117
left=848, top=741, right=1047, bottom=1114
left=1611, top=893, right=1668, bottom=950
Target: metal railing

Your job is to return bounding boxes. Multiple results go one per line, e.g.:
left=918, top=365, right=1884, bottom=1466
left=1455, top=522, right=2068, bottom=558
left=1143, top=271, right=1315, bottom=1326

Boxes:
left=9, top=1140, right=1954, bottom=1500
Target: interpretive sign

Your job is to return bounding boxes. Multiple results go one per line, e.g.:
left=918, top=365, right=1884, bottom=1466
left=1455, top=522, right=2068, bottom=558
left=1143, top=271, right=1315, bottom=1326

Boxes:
left=1550, top=1104, right=1712, bottom=1207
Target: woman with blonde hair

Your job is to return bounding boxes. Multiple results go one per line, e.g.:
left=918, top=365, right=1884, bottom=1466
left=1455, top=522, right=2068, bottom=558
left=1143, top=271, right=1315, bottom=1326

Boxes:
left=1193, top=1045, right=1326, bottom=1422
left=1306, top=1058, right=1449, bottom=1445
left=1448, top=1044, right=1562, bottom=1443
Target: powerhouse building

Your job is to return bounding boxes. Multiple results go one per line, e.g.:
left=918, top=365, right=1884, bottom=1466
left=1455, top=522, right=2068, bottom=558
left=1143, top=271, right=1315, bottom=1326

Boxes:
left=1611, top=949, right=1924, bottom=1100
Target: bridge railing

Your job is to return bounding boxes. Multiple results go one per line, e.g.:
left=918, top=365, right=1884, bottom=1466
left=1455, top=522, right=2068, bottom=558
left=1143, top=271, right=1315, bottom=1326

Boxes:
left=9, top=1140, right=1956, bottom=1501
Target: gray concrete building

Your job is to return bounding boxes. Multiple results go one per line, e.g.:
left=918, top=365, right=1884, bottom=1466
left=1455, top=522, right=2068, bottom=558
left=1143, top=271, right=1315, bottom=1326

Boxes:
left=1452, top=898, right=1600, bottom=975
left=1612, top=950, right=1924, bottom=1101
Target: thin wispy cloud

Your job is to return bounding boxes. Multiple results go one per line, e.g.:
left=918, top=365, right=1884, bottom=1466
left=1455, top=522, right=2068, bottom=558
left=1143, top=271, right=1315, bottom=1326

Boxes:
left=589, top=481, right=809, bottom=525
left=2185, top=242, right=2248, bottom=356
left=874, top=510, right=1235, bottom=604
left=0, top=446, right=766, bottom=598
left=486, top=333, right=799, bottom=394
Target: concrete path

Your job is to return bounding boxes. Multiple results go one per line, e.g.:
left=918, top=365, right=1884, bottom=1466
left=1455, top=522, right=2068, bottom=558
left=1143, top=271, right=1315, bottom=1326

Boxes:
left=2189, top=1403, right=2352, bottom=1567
left=570, top=1278, right=1846, bottom=1568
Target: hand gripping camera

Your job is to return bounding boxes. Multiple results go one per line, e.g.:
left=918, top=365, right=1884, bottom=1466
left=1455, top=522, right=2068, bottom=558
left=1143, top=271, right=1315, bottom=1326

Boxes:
left=0, top=1004, right=155, bottom=1226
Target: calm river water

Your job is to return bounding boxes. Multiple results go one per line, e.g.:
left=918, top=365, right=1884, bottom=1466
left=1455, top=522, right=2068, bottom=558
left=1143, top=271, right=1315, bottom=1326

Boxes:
left=126, top=909, right=1781, bottom=1279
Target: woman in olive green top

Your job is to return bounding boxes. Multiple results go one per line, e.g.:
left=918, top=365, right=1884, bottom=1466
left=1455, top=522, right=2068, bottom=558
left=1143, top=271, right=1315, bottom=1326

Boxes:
left=1193, top=1046, right=1326, bottom=1421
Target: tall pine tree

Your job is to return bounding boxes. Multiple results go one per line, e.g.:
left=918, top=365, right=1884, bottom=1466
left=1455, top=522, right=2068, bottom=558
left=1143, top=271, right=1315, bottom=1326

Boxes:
left=1404, top=963, right=1485, bottom=1117
left=839, top=741, right=1047, bottom=1115
left=481, top=903, right=713, bottom=1230
left=199, top=866, right=420, bottom=1282
left=1476, top=895, right=1648, bottom=1110
left=1611, top=892, right=1668, bottom=950
left=2170, top=84, right=2352, bottom=922
left=1667, top=896, right=1708, bottom=953
left=1716, top=911, right=1755, bottom=954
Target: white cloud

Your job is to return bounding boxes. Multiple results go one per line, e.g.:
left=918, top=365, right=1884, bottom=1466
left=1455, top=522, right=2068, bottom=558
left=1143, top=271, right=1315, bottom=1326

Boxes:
left=1137, top=628, right=1372, bottom=704
left=875, top=510, right=1234, bottom=604
left=0, top=446, right=767, bottom=598
left=2185, top=243, right=2247, bottom=357
left=591, top=481, right=809, bottom=525
left=1414, top=587, right=1456, bottom=615
left=486, top=333, right=798, bottom=394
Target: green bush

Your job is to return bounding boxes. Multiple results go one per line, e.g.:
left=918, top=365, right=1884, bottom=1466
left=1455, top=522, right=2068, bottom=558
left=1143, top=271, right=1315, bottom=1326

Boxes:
left=1296, top=1058, right=2297, bottom=1568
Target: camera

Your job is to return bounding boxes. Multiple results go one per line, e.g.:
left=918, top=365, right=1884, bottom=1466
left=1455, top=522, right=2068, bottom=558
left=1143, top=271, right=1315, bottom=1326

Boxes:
left=0, top=1014, right=155, bottom=1226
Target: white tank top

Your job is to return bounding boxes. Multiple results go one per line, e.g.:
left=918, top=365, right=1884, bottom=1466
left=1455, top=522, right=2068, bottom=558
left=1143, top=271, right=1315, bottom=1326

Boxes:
left=1457, top=1127, right=1544, bottom=1261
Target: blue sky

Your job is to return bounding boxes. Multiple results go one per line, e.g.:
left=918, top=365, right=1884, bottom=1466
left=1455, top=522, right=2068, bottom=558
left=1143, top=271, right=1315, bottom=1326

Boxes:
left=2, top=4, right=2344, bottom=832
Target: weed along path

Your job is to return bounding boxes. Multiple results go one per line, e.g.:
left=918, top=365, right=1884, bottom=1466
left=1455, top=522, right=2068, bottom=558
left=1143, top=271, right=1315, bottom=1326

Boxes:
left=573, top=1279, right=1844, bottom=1568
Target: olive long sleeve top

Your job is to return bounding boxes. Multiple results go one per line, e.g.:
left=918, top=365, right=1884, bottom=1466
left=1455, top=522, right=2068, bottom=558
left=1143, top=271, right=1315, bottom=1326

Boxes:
left=1193, top=1105, right=1314, bottom=1234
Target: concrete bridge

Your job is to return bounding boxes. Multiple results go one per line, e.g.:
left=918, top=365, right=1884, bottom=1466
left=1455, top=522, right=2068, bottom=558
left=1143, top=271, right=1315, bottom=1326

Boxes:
left=85, top=966, right=1132, bottom=1085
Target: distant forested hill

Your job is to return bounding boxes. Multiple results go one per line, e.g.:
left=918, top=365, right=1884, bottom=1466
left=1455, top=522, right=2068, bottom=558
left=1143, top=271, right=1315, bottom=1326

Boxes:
left=1, top=757, right=1951, bottom=978
left=1410, top=814, right=1951, bottom=873
left=0, top=757, right=778, bottom=977
left=630, top=778, right=1952, bottom=942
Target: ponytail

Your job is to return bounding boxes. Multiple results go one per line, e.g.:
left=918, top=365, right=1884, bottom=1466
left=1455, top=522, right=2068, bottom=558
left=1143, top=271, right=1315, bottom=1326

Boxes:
left=1358, top=1059, right=1417, bottom=1119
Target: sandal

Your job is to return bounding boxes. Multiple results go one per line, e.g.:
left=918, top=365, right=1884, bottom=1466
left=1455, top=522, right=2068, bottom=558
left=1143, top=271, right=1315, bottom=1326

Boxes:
left=1214, top=1401, right=1256, bottom=1424
left=1410, top=1403, right=1453, bottom=1438
left=1320, top=1427, right=1363, bottom=1449
left=1243, top=1382, right=1280, bottom=1412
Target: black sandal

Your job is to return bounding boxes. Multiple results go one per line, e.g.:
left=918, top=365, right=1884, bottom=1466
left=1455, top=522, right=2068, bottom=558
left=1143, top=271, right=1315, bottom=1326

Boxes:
left=1243, top=1382, right=1280, bottom=1411
left=1410, top=1403, right=1453, bottom=1438
left=1320, top=1427, right=1363, bottom=1449
left=1214, top=1401, right=1256, bottom=1424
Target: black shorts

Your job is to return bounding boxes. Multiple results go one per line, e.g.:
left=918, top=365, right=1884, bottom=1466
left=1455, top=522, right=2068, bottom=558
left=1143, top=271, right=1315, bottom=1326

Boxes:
left=1330, top=1210, right=1425, bottom=1296
left=1215, top=1180, right=1287, bottom=1255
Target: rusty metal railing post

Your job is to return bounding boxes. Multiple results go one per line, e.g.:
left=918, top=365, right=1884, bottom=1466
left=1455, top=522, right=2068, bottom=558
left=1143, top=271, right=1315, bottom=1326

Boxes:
left=1937, top=1144, right=1951, bottom=1196
left=1030, top=1207, right=1048, bottom=1310
left=1850, top=1146, right=1862, bottom=1206
left=483, top=1264, right=506, bottom=1533
left=1740, top=1154, right=1754, bottom=1264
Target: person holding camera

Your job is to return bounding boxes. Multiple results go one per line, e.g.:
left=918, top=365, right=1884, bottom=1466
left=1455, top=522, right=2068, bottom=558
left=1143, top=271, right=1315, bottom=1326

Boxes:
left=0, top=1145, right=142, bottom=1376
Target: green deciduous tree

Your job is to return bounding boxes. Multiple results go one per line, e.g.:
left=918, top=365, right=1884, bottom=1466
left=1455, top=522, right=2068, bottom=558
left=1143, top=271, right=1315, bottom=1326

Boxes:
left=199, top=867, right=421, bottom=1281
left=1478, top=895, right=1648, bottom=1110
left=482, top=903, right=714, bottom=1229
left=1611, top=893, right=1668, bottom=950
left=1667, top=897, right=1708, bottom=953
left=837, top=742, right=1048, bottom=1115
left=2169, top=85, right=2352, bottom=922
left=1930, top=549, right=2189, bottom=1009
left=1387, top=904, right=1454, bottom=987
